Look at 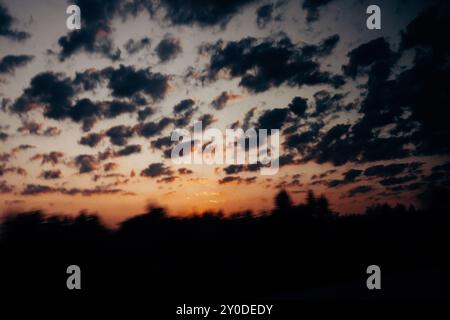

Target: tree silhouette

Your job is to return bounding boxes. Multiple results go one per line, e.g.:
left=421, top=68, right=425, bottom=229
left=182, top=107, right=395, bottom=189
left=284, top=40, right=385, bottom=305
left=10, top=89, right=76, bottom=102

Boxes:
left=275, top=189, right=293, bottom=210
left=316, top=194, right=331, bottom=219
left=306, top=190, right=316, bottom=209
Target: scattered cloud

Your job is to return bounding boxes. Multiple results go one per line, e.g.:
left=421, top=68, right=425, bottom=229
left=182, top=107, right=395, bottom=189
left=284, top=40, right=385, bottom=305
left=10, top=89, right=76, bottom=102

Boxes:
left=0, top=55, right=33, bottom=74
left=155, top=34, right=182, bottom=62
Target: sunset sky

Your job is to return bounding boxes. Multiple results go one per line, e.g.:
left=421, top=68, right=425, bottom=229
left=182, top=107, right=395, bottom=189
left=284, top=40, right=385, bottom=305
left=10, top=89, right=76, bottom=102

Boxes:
left=1, top=0, right=449, bottom=225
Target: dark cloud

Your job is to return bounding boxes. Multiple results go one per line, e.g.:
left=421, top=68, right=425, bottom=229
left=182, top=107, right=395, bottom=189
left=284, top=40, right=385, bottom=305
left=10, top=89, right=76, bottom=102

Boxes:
left=205, top=34, right=343, bottom=93
left=395, top=3, right=450, bottom=155
left=423, top=163, right=450, bottom=187
left=284, top=129, right=319, bottom=154
left=400, top=3, right=450, bottom=56
left=303, top=34, right=340, bottom=58
left=327, top=169, right=362, bottom=188
left=56, top=0, right=127, bottom=61
left=345, top=185, right=373, bottom=198
left=17, top=120, right=42, bottom=135
left=243, top=176, right=258, bottom=184
left=379, top=175, right=418, bottom=186
left=288, top=96, right=308, bottom=117
left=79, top=132, right=105, bottom=147
left=198, top=114, right=216, bottom=129
left=21, top=184, right=127, bottom=196
left=124, top=37, right=151, bottom=55
left=326, top=179, right=344, bottom=188
left=1, top=98, right=10, bottom=111
left=73, top=69, right=104, bottom=91
left=364, top=163, right=410, bottom=177
left=219, top=176, right=243, bottom=184
left=74, top=154, right=99, bottom=174
left=173, top=99, right=195, bottom=114
left=93, top=172, right=127, bottom=183
left=311, top=169, right=337, bottom=181
left=423, top=172, right=443, bottom=183
left=306, top=37, right=400, bottom=165
left=256, top=4, right=274, bottom=28
left=17, top=120, right=62, bottom=137
left=302, top=0, right=333, bottom=23
left=0, top=153, right=11, bottom=162
left=178, top=168, right=193, bottom=175
left=43, top=127, right=62, bottom=137
left=312, top=90, right=346, bottom=116
left=30, top=152, right=65, bottom=166
left=70, top=99, right=137, bottom=131
left=223, top=163, right=262, bottom=175
left=0, top=180, right=14, bottom=194
left=133, top=94, right=150, bottom=107
left=282, top=124, right=297, bottom=135
left=405, top=182, right=425, bottom=191
left=155, top=35, right=182, bottom=62
left=198, top=40, right=224, bottom=56
left=106, top=125, right=136, bottom=146
left=223, top=165, right=245, bottom=175
left=97, top=147, right=114, bottom=161
left=151, top=136, right=175, bottom=150
left=257, top=108, right=289, bottom=130
left=138, top=117, right=173, bottom=138
left=21, top=184, right=53, bottom=195
left=342, top=37, right=397, bottom=79
left=158, top=0, right=257, bottom=27
left=219, top=176, right=257, bottom=184
left=104, top=162, right=119, bottom=172
left=10, top=67, right=170, bottom=131
left=303, top=124, right=351, bottom=165
left=343, top=169, right=363, bottom=182
left=11, top=144, right=35, bottom=154
left=57, top=26, right=121, bottom=61
left=40, top=169, right=62, bottom=180
left=0, top=131, right=8, bottom=141
left=173, top=108, right=193, bottom=128
left=157, top=176, right=178, bottom=184
left=0, top=164, right=27, bottom=177
left=138, top=107, right=155, bottom=122
left=0, top=55, right=34, bottom=74
left=242, top=107, right=256, bottom=131
left=279, top=154, right=300, bottom=167
left=107, top=100, right=137, bottom=117
left=210, top=91, right=241, bottom=110
left=138, top=121, right=161, bottom=138
left=12, top=72, right=76, bottom=119
left=115, top=144, right=142, bottom=157
left=432, top=162, right=450, bottom=173
left=105, top=65, right=170, bottom=100
left=314, top=6, right=450, bottom=168
left=140, top=162, right=173, bottom=178
left=174, top=105, right=196, bottom=128
left=275, top=176, right=302, bottom=189
left=0, top=3, right=30, bottom=41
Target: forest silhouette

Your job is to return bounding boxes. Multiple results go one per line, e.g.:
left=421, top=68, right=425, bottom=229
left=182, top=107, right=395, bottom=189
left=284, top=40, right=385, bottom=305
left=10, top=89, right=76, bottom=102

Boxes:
left=0, top=187, right=448, bottom=299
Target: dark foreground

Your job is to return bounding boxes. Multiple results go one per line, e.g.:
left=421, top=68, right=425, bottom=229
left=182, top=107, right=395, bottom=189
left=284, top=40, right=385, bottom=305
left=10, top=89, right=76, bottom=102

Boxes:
left=0, top=190, right=448, bottom=300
